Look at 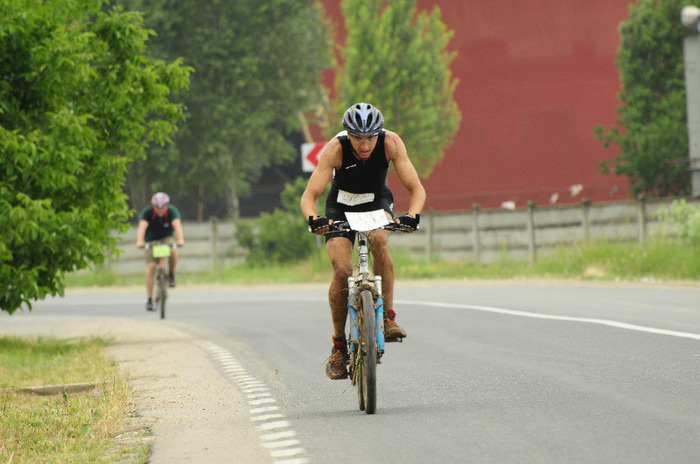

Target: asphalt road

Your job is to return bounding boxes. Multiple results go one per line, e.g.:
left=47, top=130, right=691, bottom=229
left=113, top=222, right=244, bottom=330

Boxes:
left=4, top=280, right=700, bottom=463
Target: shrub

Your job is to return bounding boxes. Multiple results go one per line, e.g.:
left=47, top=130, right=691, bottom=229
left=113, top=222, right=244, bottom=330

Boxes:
left=235, top=177, right=323, bottom=265
left=657, top=199, right=700, bottom=247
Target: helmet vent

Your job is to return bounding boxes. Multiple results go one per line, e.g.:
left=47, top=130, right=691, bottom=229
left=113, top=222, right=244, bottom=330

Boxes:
left=343, top=102, right=384, bottom=136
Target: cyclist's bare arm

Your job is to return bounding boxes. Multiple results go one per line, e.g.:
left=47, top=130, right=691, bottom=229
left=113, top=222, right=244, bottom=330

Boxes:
left=384, top=131, right=426, bottom=218
left=300, top=138, right=343, bottom=220
left=136, top=220, right=148, bottom=248
left=172, top=218, right=185, bottom=247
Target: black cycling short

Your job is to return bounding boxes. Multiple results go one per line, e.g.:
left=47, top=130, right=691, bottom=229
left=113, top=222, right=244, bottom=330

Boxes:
left=324, top=190, right=394, bottom=244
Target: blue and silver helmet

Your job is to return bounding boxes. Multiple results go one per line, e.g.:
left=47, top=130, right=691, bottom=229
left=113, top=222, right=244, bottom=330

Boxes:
left=342, top=102, right=384, bottom=136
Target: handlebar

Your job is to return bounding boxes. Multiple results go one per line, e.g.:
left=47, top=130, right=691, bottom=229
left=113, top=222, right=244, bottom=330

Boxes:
left=143, top=242, right=178, bottom=250
left=324, top=221, right=409, bottom=234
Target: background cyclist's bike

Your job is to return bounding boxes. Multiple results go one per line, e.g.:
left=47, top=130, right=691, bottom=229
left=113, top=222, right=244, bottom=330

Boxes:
left=145, top=243, right=175, bottom=319
left=326, top=213, right=407, bottom=414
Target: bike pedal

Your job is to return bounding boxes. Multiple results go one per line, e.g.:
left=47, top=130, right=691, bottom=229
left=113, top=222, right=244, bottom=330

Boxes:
left=384, top=337, right=403, bottom=343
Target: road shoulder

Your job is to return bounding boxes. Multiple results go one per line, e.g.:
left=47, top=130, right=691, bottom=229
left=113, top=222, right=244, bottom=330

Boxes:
left=0, top=316, right=269, bottom=464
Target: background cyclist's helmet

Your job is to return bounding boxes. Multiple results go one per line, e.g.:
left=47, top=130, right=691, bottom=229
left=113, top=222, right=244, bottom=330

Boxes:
left=151, top=192, right=170, bottom=208
left=342, top=102, right=384, bottom=136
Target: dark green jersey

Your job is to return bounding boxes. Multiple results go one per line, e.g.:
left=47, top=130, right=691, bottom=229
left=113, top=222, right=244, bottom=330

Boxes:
left=139, top=205, right=181, bottom=242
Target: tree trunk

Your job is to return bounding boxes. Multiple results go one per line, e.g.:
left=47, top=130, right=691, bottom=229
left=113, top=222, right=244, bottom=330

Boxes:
left=197, top=185, right=204, bottom=223
left=125, top=172, right=149, bottom=219
left=228, top=177, right=240, bottom=220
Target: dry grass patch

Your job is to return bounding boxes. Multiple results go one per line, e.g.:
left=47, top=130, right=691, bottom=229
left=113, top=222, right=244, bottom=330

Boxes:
left=0, top=336, right=148, bottom=463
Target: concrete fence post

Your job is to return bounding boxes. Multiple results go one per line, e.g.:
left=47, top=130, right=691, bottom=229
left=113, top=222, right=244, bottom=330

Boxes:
left=472, top=204, right=482, bottom=263
left=210, top=217, right=218, bottom=268
left=426, top=209, right=435, bottom=262
left=527, top=201, right=536, bottom=264
left=582, top=198, right=592, bottom=241
left=637, top=195, right=647, bottom=244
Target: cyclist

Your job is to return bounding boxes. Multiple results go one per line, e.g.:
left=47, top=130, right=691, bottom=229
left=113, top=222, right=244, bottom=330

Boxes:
left=300, top=102, right=426, bottom=379
left=136, top=192, right=185, bottom=312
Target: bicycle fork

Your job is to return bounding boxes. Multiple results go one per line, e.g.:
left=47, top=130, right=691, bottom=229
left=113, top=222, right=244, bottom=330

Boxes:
left=347, top=275, right=385, bottom=360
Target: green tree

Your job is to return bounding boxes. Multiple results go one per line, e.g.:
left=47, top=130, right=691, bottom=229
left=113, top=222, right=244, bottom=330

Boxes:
left=658, top=199, right=700, bottom=247
left=332, top=0, right=461, bottom=178
left=0, top=0, right=191, bottom=314
left=119, top=0, right=334, bottom=220
left=236, top=177, right=323, bottom=265
left=594, top=0, right=700, bottom=196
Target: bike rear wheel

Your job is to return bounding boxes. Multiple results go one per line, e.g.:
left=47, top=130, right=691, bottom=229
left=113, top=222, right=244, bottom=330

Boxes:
left=157, top=270, right=167, bottom=319
left=359, top=289, right=377, bottom=414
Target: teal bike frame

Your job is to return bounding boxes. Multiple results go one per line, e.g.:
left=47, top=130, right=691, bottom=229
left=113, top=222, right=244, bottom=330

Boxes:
left=347, top=230, right=385, bottom=360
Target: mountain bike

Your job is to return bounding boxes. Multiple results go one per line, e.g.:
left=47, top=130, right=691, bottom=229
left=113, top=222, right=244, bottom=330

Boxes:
left=145, top=243, right=176, bottom=319
left=325, top=212, right=409, bottom=414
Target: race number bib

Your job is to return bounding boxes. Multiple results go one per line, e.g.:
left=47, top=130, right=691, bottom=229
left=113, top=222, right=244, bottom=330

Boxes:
left=151, top=245, right=171, bottom=258
left=345, top=210, right=390, bottom=231
left=337, top=189, right=375, bottom=206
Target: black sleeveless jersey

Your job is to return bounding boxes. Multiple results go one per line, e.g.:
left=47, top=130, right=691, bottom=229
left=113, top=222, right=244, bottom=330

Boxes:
left=326, top=131, right=393, bottom=214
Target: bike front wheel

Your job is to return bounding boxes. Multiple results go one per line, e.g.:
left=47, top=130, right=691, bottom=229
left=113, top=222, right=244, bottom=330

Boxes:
left=359, top=289, right=377, bottom=414
left=158, top=270, right=167, bottom=319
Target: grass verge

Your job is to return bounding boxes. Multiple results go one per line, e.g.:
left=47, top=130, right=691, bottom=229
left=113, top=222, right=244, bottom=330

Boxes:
left=0, top=336, right=148, bottom=464
left=65, top=238, right=700, bottom=288
left=392, top=238, right=700, bottom=282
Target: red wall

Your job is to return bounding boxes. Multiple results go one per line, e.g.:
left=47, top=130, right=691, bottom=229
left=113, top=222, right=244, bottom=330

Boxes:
left=319, top=0, right=633, bottom=211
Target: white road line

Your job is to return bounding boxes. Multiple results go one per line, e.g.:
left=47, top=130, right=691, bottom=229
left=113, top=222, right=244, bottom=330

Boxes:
left=251, top=413, right=285, bottom=422
left=263, top=439, right=300, bottom=448
left=240, top=379, right=265, bottom=386
left=399, top=299, right=700, bottom=342
left=243, top=387, right=269, bottom=393
left=251, top=405, right=280, bottom=414
left=260, top=430, right=298, bottom=441
left=256, top=420, right=291, bottom=431
left=270, top=447, right=306, bottom=458
left=198, top=341, right=308, bottom=463
left=224, top=369, right=246, bottom=374
left=249, top=397, right=276, bottom=406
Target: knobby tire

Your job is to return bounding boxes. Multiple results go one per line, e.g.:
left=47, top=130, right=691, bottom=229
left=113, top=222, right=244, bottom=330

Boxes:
left=158, top=270, right=166, bottom=319
left=355, top=310, right=365, bottom=412
left=360, top=289, right=377, bottom=414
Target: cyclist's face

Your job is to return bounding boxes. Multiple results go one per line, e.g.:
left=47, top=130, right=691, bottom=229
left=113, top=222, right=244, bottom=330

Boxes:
left=349, top=134, right=378, bottom=160
left=154, top=205, right=168, bottom=216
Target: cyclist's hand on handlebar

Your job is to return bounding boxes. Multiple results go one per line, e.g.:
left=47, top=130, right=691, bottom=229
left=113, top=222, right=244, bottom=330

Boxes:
left=308, top=216, right=332, bottom=234
left=395, top=214, right=420, bottom=232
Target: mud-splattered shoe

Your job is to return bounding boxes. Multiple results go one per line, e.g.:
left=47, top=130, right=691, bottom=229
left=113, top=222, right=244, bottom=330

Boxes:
left=325, top=335, right=349, bottom=379
left=384, top=309, right=406, bottom=341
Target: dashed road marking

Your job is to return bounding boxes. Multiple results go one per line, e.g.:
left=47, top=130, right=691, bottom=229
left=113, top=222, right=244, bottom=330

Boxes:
left=199, top=341, right=309, bottom=464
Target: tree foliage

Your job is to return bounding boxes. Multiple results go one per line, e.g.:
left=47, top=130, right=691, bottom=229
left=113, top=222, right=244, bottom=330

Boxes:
left=658, top=199, right=700, bottom=247
left=594, top=0, right=700, bottom=196
left=332, top=0, right=461, bottom=178
left=0, top=0, right=191, bottom=314
left=119, top=0, right=334, bottom=219
left=235, top=177, right=323, bottom=265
